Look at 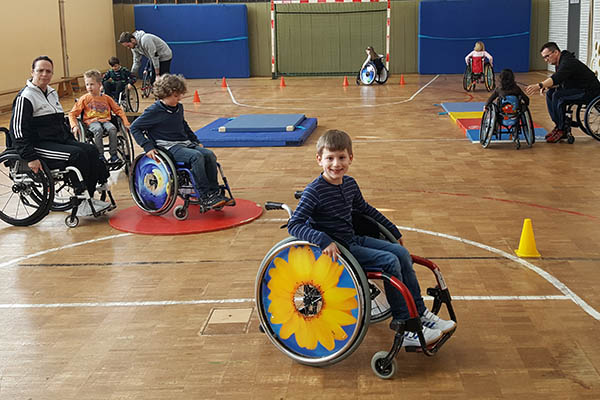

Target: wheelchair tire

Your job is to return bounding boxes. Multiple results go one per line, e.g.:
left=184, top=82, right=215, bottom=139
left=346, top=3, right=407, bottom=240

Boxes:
left=129, top=150, right=178, bottom=215
left=575, top=103, right=590, bottom=136
left=479, top=105, right=496, bottom=148
left=521, top=108, right=534, bottom=148
left=256, top=238, right=371, bottom=367
left=141, top=70, right=152, bottom=99
left=126, top=85, right=140, bottom=113
left=463, top=64, right=473, bottom=91
left=116, top=122, right=135, bottom=176
left=584, top=95, right=600, bottom=141
left=371, top=351, right=396, bottom=379
left=484, top=64, right=495, bottom=92
left=0, top=151, right=54, bottom=226
left=375, top=66, right=389, bottom=85
left=359, top=63, right=377, bottom=86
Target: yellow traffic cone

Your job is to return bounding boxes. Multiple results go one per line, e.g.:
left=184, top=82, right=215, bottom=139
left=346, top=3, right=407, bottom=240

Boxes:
left=514, top=218, right=541, bottom=258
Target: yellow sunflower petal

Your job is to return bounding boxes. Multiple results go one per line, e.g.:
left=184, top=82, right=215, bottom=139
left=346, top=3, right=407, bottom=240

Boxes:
left=295, top=317, right=318, bottom=350
left=271, top=258, right=299, bottom=292
left=279, top=313, right=301, bottom=340
left=268, top=297, right=295, bottom=324
left=321, top=308, right=357, bottom=327
left=309, top=318, right=336, bottom=351
left=311, top=254, right=335, bottom=288
left=323, top=287, right=358, bottom=311
left=321, top=262, right=344, bottom=291
left=288, top=246, right=315, bottom=281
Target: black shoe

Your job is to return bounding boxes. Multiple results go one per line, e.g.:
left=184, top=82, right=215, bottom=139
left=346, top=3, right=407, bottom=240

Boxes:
left=202, top=194, right=226, bottom=208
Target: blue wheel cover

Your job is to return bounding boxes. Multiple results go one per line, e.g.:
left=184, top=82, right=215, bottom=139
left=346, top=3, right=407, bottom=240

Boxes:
left=133, top=156, right=172, bottom=211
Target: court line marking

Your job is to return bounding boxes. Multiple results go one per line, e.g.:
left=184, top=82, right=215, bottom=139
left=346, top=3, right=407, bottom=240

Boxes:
left=226, top=75, right=440, bottom=110
left=0, top=224, right=596, bottom=319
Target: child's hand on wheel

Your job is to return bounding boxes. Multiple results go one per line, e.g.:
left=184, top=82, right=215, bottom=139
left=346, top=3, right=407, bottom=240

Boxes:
left=323, top=242, right=340, bottom=262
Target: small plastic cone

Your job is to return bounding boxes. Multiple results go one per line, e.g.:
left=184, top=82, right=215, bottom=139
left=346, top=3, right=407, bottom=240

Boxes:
left=193, top=90, right=200, bottom=103
left=280, top=76, right=286, bottom=87
left=400, top=74, right=406, bottom=85
left=343, top=76, right=349, bottom=87
left=515, top=218, right=541, bottom=258
left=221, top=77, right=227, bottom=88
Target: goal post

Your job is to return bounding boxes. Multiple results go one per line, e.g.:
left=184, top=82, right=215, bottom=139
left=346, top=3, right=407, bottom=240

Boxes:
left=270, top=0, right=391, bottom=78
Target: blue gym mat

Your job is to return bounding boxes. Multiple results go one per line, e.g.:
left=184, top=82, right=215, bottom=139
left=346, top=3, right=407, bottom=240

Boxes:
left=218, top=114, right=306, bottom=132
left=194, top=116, right=318, bottom=147
left=440, top=102, right=486, bottom=113
left=465, top=127, right=547, bottom=143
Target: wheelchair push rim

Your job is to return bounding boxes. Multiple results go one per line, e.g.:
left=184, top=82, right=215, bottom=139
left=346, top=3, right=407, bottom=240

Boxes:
left=375, top=66, right=389, bottom=84
left=480, top=106, right=496, bottom=148
left=484, top=64, right=495, bottom=91
left=463, top=65, right=473, bottom=92
left=127, top=85, right=140, bottom=113
left=129, top=150, right=178, bottom=215
left=256, top=238, right=371, bottom=367
left=584, top=95, right=600, bottom=141
left=0, top=151, right=54, bottom=226
left=359, top=63, right=377, bottom=85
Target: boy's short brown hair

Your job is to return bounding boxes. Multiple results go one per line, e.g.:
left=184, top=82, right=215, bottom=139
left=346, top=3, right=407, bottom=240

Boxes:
left=83, top=69, right=102, bottom=83
left=108, top=56, right=120, bottom=66
left=316, top=129, right=353, bottom=156
left=152, top=74, right=187, bottom=99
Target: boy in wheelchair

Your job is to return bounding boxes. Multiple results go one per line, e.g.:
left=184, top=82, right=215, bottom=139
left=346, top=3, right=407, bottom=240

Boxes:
left=287, top=129, right=456, bottom=346
left=129, top=74, right=229, bottom=208
left=69, top=69, right=131, bottom=164
left=102, top=56, right=136, bottom=102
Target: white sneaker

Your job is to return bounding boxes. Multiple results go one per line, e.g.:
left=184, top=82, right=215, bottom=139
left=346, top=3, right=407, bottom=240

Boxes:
left=421, top=308, right=456, bottom=333
left=402, top=326, right=443, bottom=347
left=76, top=200, right=93, bottom=217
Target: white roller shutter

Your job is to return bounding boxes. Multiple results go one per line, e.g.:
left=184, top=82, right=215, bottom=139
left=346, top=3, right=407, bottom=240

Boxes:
left=580, top=0, right=590, bottom=63
left=548, top=0, right=569, bottom=71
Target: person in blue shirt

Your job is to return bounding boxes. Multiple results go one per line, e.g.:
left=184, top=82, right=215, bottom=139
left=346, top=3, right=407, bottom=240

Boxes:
left=129, top=74, right=227, bottom=208
left=287, top=129, right=456, bottom=347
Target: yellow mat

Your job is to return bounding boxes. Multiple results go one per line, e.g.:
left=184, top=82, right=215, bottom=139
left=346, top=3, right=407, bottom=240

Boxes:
left=448, top=111, right=484, bottom=123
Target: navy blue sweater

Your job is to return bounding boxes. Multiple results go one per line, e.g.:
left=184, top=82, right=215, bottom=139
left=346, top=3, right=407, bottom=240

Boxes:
left=130, top=101, right=199, bottom=152
left=287, top=175, right=402, bottom=249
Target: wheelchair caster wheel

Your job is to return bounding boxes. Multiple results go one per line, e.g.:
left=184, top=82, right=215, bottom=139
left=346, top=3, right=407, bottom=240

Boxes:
left=173, top=205, right=188, bottom=220
left=371, top=351, right=396, bottom=379
left=568, top=135, right=575, bottom=144
left=65, top=215, right=79, bottom=228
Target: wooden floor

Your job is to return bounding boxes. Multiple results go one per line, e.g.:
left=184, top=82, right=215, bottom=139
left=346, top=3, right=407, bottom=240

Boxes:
left=0, top=73, right=599, bottom=399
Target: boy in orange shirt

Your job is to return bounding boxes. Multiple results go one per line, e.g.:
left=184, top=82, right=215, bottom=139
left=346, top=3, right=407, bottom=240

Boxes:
left=69, top=69, right=130, bottom=163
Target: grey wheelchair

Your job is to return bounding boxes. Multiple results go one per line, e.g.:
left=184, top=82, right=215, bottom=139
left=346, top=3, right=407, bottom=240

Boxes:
left=255, top=195, right=456, bottom=379
left=0, top=127, right=115, bottom=228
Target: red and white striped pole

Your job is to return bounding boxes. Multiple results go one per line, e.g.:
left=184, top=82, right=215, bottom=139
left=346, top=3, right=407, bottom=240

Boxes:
left=270, top=0, right=276, bottom=78
left=386, top=0, right=390, bottom=70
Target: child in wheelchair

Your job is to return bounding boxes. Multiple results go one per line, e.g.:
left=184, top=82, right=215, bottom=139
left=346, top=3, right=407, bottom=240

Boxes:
left=69, top=69, right=131, bottom=164
left=102, top=56, right=136, bottom=102
left=485, top=69, right=529, bottom=110
left=129, top=74, right=229, bottom=208
left=465, top=41, right=493, bottom=68
left=357, top=46, right=388, bottom=85
left=287, top=129, right=456, bottom=347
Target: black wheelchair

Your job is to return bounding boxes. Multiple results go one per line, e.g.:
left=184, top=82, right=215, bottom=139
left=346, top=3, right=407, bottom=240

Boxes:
left=255, top=195, right=456, bottom=379
left=561, top=92, right=600, bottom=144
left=140, top=61, right=154, bottom=99
left=0, top=127, right=115, bottom=228
left=117, top=83, right=139, bottom=113
left=356, top=55, right=389, bottom=86
left=463, top=57, right=495, bottom=92
left=74, top=114, right=135, bottom=176
left=129, top=148, right=235, bottom=220
left=480, top=95, right=534, bottom=149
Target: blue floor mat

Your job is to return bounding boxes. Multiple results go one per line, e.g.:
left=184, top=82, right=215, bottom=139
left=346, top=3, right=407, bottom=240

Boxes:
left=440, top=102, right=486, bottom=113
left=194, top=117, right=318, bottom=147
left=218, top=114, right=307, bottom=132
left=466, top=127, right=547, bottom=143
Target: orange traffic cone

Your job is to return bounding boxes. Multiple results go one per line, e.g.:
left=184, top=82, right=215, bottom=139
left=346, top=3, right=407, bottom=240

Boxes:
left=400, top=74, right=406, bottom=85
left=193, top=90, right=201, bottom=103
left=343, top=76, right=349, bottom=87
left=280, top=76, right=286, bottom=87
left=514, top=218, right=541, bottom=258
left=221, top=77, right=227, bottom=88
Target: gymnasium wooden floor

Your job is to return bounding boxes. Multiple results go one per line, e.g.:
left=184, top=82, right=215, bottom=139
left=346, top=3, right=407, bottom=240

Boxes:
left=0, top=72, right=599, bottom=399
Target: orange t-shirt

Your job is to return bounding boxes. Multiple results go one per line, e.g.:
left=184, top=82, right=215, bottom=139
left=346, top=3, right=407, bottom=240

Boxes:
left=69, top=93, right=130, bottom=128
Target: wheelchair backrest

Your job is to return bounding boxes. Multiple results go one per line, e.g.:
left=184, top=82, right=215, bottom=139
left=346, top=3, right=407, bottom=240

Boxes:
left=471, top=57, right=484, bottom=74
left=498, top=95, right=521, bottom=127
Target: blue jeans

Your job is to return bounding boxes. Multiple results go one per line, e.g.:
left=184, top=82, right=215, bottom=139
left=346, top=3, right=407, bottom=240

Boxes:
left=168, top=144, right=219, bottom=196
left=545, top=87, right=586, bottom=130
left=348, top=236, right=425, bottom=320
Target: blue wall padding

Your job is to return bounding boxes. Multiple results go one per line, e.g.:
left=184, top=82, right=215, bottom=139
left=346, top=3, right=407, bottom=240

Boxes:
left=418, top=0, right=531, bottom=74
left=134, top=4, right=250, bottom=78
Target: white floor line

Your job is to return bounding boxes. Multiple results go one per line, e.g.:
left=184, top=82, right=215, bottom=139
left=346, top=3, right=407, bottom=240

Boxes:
left=0, top=295, right=570, bottom=309
left=0, top=223, right=596, bottom=319
left=226, top=75, right=440, bottom=110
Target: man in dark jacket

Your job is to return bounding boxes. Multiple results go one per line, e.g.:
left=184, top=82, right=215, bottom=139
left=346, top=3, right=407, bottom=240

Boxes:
left=526, top=42, right=600, bottom=142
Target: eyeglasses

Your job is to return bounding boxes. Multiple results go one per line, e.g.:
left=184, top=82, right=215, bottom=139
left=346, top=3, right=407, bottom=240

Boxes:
left=541, top=51, right=555, bottom=60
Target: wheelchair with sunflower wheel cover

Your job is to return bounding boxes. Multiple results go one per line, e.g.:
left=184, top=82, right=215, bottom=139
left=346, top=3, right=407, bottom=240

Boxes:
left=255, top=198, right=456, bottom=379
left=129, top=147, right=235, bottom=220
left=479, top=95, right=534, bottom=149
left=356, top=55, right=389, bottom=86
left=0, top=127, right=115, bottom=228
left=463, top=57, right=495, bottom=92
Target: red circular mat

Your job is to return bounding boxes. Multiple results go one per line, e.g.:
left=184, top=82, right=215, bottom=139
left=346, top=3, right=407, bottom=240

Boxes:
left=109, top=198, right=263, bottom=235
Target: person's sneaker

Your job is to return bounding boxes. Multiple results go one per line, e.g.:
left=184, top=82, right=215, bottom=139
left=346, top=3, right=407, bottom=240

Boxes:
left=89, top=198, right=112, bottom=214
left=202, top=193, right=226, bottom=208
left=109, top=154, right=120, bottom=164
left=420, top=308, right=456, bottom=333
left=546, top=129, right=565, bottom=143
left=76, top=200, right=94, bottom=217
left=401, top=326, right=443, bottom=347
left=545, top=126, right=558, bottom=140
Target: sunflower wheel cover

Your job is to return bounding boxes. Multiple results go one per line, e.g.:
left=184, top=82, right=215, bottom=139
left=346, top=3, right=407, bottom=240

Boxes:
left=256, top=239, right=370, bottom=366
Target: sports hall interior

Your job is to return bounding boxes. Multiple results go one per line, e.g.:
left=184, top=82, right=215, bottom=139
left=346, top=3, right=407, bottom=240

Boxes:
left=0, top=0, right=599, bottom=398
